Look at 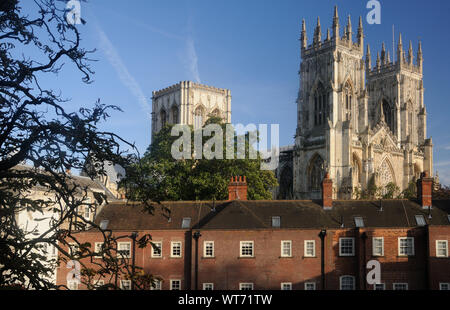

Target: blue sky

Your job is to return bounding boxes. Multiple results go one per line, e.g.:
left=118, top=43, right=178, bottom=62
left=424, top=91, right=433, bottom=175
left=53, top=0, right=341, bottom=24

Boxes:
left=20, top=0, right=450, bottom=185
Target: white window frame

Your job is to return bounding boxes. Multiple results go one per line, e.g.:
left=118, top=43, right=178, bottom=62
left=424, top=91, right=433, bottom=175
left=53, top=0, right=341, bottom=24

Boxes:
left=69, top=243, right=79, bottom=257
left=94, top=242, right=104, bottom=258
left=372, top=237, right=384, bottom=256
left=93, top=279, right=104, bottom=289
left=203, top=241, right=215, bottom=258
left=151, top=279, right=162, bottom=290
left=436, top=240, right=448, bottom=258
left=239, top=283, right=254, bottom=290
left=281, top=282, right=292, bottom=290
left=439, top=283, right=450, bottom=290
left=339, top=275, right=355, bottom=290
left=170, top=279, right=181, bottom=290
left=304, top=282, right=316, bottom=290
left=339, top=238, right=355, bottom=256
left=48, top=243, right=58, bottom=257
left=398, top=237, right=415, bottom=256
left=240, top=241, right=254, bottom=258
left=67, top=280, right=79, bottom=290
left=152, top=241, right=162, bottom=258
left=304, top=240, right=316, bottom=257
left=281, top=240, right=292, bottom=257
left=170, top=241, right=182, bottom=258
left=83, top=205, right=91, bottom=220
left=120, top=279, right=131, bottom=290
left=117, top=242, right=131, bottom=258
left=374, top=283, right=385, bottom=290
left=393, top=283, right=408, bottom=290
left=203, top=283, right=214, bottom=290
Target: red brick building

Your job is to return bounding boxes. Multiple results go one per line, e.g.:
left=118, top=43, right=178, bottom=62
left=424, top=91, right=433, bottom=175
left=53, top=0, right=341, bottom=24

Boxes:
left=56, top=175, right=450, bottom=290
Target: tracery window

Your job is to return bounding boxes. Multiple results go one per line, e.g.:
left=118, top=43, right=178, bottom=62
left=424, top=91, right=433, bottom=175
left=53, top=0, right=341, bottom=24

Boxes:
left=194, top=106, right=204, bottom=130
left=171, top=106, right=179, bottom=124
left=314, top=83, right=328, bottom=126
left=309, top=155, right=325, bottom=191
left=382, top=100, right=394, bottom=132
left=344, top=82, right=352, bottom=121
left=160, top=109, right=167, bottom=127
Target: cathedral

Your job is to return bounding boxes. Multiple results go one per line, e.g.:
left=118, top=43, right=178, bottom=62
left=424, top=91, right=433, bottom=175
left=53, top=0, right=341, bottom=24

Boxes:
left=151, top=7, right=435, bottom=201
left=151, top=81, right=232, bottom=141
left=276, top=6, right=434, bottom=200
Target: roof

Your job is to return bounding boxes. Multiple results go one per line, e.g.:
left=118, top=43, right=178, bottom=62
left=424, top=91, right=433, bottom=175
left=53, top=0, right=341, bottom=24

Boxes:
left=10, top=164, right=116, bottom=200
left=93, top=199, right=450, bottom=231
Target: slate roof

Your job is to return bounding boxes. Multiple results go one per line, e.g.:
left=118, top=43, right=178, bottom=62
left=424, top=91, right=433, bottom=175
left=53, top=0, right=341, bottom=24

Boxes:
left=93, top=199, right=450, bottom=231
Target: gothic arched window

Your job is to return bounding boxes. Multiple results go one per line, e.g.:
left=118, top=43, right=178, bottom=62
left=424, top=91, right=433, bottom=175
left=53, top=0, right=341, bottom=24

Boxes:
left=171, top=106, right=179, bottom=124
left=382, top=100, right=394, bottom=132
left=314, top=83, right=327, bottom=126
left=194, top=106, right=204, bottom=129
left=160, top=109, right=167, bottom=127
left=308, top=155, right=325, bottom=191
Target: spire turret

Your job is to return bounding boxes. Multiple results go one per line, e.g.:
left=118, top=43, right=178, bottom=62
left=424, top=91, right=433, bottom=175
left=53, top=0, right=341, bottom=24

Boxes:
left=326, top=28, right=330, bottom=41
left=346, top=15, right=352, bottom=43
left=408, top=41, right=414, bottom=65
left=314, top=17, right=322, bottom=45
left=417, top=41, right=423, bottom=69
left=357, top=16, right=364, bottom=46
left=381, top=42, right=386, bottom=64
left=366, top=44, right=372, bottom=71
left=397, top=33, right=404, bottom=65
left=301, top=19, right=307, bottom=49
left=332, top=6, right=340, bottom=40
left=376, top=52, right=381, bottom=70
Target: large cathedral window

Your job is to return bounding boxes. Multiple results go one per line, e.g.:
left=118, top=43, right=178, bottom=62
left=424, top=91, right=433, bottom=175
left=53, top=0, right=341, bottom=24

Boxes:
left=194, top=106, right=204, bottom=129
left=171, top=106, right=179, bottom=124
left=308, top=155, right=325, bottom=191
left=314, top=83, right=327, bottom=126
left=382, top=100, right=394, bottom=132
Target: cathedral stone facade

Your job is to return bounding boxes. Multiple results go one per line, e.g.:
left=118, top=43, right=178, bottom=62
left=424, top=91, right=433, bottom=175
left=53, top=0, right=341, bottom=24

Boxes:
left=151, top=81, right=231, bottom=141
left=291, top=7, right=433, bottom=200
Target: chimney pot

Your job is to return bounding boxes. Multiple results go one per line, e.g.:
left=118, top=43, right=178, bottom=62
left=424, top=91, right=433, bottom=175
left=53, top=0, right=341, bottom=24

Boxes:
left=322, top=173, right=333, bottom=210
left=228, top=175, right=248, bottom=201
left=417, top=171, right=433, bottom=209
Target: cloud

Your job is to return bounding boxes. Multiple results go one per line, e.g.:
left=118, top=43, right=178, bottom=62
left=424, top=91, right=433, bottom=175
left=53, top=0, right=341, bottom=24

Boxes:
left=96, top=27, right=151, bottom=114
left=185, top=37, right=201, bottom=83
left=444, top=146, right=450, bottom=150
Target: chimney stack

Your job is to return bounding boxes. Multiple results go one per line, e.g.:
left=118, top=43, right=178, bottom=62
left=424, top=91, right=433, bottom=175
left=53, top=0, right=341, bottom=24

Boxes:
left=417, top=171, right=433, bottom=209
left=228, top=176, right=248, bottom=201
left=322, top=173, right=333, bottom=210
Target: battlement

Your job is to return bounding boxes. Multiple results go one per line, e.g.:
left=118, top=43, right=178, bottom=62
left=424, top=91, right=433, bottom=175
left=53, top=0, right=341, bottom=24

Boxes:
left=152, top=81, right=230, bottom=98
left=365, top=35, right=423, bottom=77
left=300, top=6, right=364, bottom=58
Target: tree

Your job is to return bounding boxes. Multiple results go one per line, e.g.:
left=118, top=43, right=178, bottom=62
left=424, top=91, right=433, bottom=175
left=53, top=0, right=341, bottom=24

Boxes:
left=121, top=116, right=278, bottom=202
left=0, top=0, right=155, bottom=289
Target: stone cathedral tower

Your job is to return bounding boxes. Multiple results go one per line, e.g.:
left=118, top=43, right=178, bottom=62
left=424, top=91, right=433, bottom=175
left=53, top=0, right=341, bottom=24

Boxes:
left=293, top=7, right=433, bottom=200
left=151, top=81, right=231, bottom=142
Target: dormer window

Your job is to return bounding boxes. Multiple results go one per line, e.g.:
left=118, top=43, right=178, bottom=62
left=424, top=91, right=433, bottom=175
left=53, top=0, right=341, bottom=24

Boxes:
left=181, top=217, right=191, bottom=229
left=272, top=216, right=281, bottom=228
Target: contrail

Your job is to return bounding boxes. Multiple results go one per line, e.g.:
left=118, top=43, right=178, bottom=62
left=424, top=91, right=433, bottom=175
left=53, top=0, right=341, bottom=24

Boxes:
left=186, top=36, right=201, bottom=83
left=96, top=26, right=151, bottom=114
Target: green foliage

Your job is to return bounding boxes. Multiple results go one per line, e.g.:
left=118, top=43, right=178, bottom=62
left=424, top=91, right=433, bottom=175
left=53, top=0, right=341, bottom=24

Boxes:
left=121, top=118, right=278, bottom=201
left=401, top=180, right=417, bottom=199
